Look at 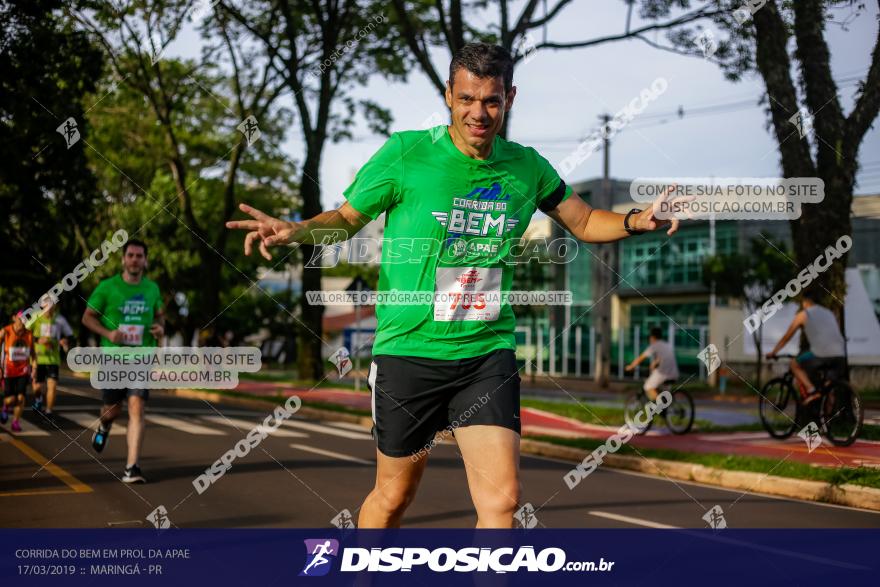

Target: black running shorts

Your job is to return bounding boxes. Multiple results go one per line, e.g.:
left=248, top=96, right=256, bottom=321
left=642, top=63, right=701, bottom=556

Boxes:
left=367, top=349, right=521, bottom=457
left=102, top=388, right=150, bottom=404
left=35, top=364, right=59, bottom=382
left=3, top=376, right=28, bottom=398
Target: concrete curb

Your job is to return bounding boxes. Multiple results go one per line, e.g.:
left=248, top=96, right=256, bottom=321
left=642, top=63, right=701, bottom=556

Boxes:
left=167, top=387, right=880, bottom=513
left=520, top=438, right=880, bottom=513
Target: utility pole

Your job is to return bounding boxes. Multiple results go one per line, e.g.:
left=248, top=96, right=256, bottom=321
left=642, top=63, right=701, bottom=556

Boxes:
left=592, top=114, right=615, bottom=387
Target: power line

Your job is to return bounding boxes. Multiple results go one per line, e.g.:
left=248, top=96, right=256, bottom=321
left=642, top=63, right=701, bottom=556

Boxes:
left=536, top=73, right=870, bottom=142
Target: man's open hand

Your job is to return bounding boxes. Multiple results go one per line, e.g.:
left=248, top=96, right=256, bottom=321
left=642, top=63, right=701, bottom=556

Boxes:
left=631, top=183, right=694, bottom=236
left=226, top=203, right=302, bottom=260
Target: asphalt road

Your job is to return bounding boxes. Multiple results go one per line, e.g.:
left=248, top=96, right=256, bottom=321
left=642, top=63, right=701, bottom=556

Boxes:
left=1, top=377, right=878, bottom=529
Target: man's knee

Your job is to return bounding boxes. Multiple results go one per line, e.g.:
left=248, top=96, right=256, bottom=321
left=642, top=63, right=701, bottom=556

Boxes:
left=127, top=396, right=145, bottom=417
left=373, top=482, right=418, bottom=515
left=476, top=480, right=521, bottom=516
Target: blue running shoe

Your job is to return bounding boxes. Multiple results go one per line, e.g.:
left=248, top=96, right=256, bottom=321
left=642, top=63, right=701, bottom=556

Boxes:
left=92, top=423, right=110, bottom=453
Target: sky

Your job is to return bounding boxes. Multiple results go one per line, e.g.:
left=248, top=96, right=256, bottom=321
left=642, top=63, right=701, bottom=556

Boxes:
left=171, top=1, right=880, bottom=210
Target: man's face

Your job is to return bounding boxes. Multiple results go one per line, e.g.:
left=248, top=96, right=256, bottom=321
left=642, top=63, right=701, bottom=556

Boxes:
left=39, top=296, right=55, bottom=315
left=445, top=69, right=515, bottom=153
left=123, top=245, right=146, bottom=276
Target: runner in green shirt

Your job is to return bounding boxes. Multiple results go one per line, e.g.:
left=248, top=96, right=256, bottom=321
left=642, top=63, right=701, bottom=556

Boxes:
left=30, top=299, right=73, bottom=419
left=227, top=43, right=685, bottom=528
left=82, top=238, right=164, bottom=484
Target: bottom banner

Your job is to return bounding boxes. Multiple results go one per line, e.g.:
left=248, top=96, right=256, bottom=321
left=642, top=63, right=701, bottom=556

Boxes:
left=1, top=529, right=877, bottom=585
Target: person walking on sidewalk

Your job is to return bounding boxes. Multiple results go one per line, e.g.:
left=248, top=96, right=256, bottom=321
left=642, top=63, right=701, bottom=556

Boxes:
left=227, top=43, right=686, bottom=528
left=30, top=298, right=73, bottom=420
left=82, top=238, right=164, bottom=484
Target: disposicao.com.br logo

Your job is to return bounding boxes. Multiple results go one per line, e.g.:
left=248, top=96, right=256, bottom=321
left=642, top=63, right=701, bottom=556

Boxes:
left=300, top=539, right=340, bottom=576
left=299, top=539, right=613, bottom=575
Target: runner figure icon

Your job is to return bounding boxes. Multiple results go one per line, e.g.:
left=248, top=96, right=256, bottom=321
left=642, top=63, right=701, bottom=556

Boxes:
left=302, top=540, right=335, bottom=575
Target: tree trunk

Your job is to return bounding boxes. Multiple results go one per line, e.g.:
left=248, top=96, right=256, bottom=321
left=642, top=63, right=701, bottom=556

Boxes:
left=754, top=327, right=763, bottom=389
left=297, top=152, right=325, bottom=380
left=791, top=171, right=854, bottom=321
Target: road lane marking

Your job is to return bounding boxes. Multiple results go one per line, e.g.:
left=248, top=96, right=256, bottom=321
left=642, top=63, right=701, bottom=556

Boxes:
left=289, top=443, right=373, bottom=465
left=283, top=419, right=372, bottom=440
left=0, top=434, right=91, bottom=495
left=144, top=414, right=227, bottom=435
left=323, top=421, right=372, bottom=433
left=0, top=488, right=79, bottom=497
left=63, top=411, right=126, bottom=435
left=0, top=421, right=49, bottom=437
left=588, top=511, right=679, bottom=528
left=199, top=415, right=308, bottom=438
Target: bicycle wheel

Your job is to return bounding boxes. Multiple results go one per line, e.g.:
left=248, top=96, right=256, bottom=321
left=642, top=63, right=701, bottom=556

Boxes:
left=624, top=393, right=653, bottom=435
left=759, top=377, right=798, bottom=439
left=821, top=381, right=863, bottom=447
left=664, top=390, right=694, bottom=434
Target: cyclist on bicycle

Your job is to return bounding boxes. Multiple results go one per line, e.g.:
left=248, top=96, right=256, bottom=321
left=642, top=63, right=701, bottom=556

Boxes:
left=766, top=291, right=846, bottom=405
left=625, top=327, right=679, bottom=401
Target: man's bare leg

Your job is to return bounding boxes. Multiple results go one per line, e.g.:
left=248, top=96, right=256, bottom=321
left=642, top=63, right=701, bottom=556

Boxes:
left=125, top=395, right=145, bottom=468
left=45, top=377, right=57, bottom=413
left=13, top=393, right=25, bottom=422
left=358, top=449, right=429, bottom=528
left=454, top=425, right=521, bottom=528
left=790, top=359, right=816, bottom=398
left=100, top=402, right=122, bottom=426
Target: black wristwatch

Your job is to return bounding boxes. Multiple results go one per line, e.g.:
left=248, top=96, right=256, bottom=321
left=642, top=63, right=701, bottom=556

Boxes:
left=624, top=208, right=645, bottom=235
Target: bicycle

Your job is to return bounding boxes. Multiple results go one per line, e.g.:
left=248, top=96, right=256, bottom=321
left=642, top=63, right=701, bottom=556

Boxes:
left=624, top=379, right=694, bottom=435
left=759, top=354, right=863, bottom=447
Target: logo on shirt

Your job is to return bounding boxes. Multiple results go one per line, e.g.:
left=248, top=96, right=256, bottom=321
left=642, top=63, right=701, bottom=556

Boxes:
left=121, top=294, right=148, bottom=316
left=457, top=269, right=483, bottom=288
left=431, top=183, right=520, bottom=256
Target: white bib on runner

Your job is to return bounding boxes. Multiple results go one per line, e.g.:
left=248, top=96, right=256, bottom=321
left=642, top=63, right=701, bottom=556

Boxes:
left=9, top=346, right=30, bottom=362
left=434, top=266, right=501, bottom=321
left=118, top=324, right=144, bottom=346
left=39, top=323, right=55, bottom=338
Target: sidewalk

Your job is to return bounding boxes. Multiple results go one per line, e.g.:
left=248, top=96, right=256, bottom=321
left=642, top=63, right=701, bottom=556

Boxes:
left=232, top=380, right=880, bottom=468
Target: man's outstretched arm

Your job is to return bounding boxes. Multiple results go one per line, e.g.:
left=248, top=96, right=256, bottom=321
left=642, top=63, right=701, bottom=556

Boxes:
left=547, top=185, right=686, bottom=244
left=767, top=311, right=806, bottom=358
left=226, top=202, right=370, bottom=260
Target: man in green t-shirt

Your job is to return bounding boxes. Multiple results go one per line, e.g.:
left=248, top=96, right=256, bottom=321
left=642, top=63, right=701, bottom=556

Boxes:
left=227, top=43, right=685, bottom=528
left=30, top=298, right=73, bottom=419
left=82, top=238, right=164, bottom=484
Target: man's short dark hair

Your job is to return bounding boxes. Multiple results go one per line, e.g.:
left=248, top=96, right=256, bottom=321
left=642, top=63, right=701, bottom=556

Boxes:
left=449, top=43, right=514, bottom=91
left=123, top=238, right=148, bottom=256
left=649, top=327, right=663, bottom=340
left=802, top=289, right=819, bottom=304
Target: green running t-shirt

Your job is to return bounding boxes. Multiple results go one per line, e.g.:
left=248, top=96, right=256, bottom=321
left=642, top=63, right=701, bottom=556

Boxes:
left=31, top=313, right=73, bottom=365
left=86, top=274, right=163, bottom=347
left=343, top=126, right=572, bottom=359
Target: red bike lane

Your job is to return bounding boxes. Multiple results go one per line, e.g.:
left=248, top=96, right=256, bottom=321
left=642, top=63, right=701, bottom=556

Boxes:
left=234, top=382, right=880, bottom=468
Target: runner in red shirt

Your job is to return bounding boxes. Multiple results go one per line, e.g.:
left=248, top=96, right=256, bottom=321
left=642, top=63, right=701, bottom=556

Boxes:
left=1, top=311, right=37, bottom=432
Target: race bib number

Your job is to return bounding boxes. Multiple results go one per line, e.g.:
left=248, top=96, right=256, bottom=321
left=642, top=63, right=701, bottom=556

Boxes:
left=434, top=266, right=501, bottom=321
left=39, top=323, right=55, bottom=338
left=118, top=324, right=144, bottom=346
left=9, top=346, right=30, bottom=362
